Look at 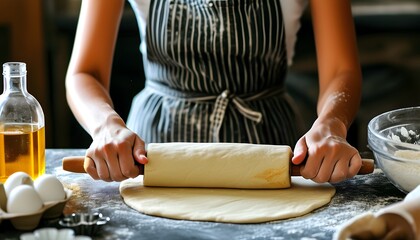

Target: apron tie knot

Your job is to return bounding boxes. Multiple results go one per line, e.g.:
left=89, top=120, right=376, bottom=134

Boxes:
left=209, top=90, right=262, bottom=142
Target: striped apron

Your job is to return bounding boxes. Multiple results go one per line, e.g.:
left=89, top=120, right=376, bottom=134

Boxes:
left=127, top=0, right=300, bottom=145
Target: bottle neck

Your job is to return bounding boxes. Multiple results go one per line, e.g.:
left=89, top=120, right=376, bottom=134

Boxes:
left=2, top=62, right=28, bottom=95
left=3, top=74, right=27, bottom=94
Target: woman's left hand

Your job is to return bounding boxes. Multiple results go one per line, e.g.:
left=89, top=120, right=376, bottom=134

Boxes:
left=291, top=118, right=362, bottom=183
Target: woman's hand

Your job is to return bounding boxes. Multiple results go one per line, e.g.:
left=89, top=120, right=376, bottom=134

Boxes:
left=291, top=118, right=362, bottom=183
left=84, top=121, right=148, bottom=182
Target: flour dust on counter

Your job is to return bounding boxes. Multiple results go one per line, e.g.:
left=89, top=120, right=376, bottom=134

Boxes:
left=119, top=176, right=335, bottom=224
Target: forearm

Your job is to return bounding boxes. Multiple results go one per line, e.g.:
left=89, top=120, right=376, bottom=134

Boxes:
left=310, top=0, right=362, bottom=136
left=66, top=73, right=125, bottom=138
left=65, top=0, right=125, bottom=138
left=315, top=71, right=362, bottom=137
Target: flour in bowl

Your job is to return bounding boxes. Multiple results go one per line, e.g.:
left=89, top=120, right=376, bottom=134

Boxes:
left=379, top=149, right=420, bottom=192
left=395, top=150, right=420, bottom=160
left=388, top=126, right=420, bottom=145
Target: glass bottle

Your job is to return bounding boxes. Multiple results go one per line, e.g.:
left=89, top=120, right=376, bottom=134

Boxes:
left=0, top=62, right=45, bottom=182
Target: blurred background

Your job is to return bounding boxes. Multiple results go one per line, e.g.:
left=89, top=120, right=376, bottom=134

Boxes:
left=0, top=0, right=419, bottom=153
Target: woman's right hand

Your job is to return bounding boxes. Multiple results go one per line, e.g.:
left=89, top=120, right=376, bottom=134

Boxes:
left=83, top=120, right=148, bottom=182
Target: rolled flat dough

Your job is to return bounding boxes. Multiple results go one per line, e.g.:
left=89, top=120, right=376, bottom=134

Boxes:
left=119, top=176, right=335, bottom=223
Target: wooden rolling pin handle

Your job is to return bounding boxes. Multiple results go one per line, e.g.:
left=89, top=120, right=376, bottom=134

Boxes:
left=63, top=156, right=374, bottom=176
left=290, top=158, right=375, bottom=176
left=62, top=156, right=145, bottom=174
left=62, top=156, right=86, bottom=173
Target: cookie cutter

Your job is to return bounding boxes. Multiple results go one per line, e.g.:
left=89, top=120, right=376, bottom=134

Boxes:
left=58, top=212, right=110, bottom=236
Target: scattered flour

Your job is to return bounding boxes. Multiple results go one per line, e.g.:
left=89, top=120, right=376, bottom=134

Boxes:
left=329, top=91, right=350, bottom=104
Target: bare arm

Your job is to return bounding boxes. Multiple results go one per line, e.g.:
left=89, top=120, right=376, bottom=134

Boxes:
left=311, top=0, right=362, bottom=129
left=292, top=0, right=362, bottom=183
left=66, top=0, right=124, bottom=135
left=66, top=0, right=147, bottom=182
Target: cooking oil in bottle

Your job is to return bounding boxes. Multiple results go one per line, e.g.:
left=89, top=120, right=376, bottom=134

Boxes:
left=0, top=62, right=45, bottom=182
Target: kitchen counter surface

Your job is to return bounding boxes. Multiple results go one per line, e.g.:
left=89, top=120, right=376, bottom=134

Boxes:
left=0, top=149, right=406, bottom=240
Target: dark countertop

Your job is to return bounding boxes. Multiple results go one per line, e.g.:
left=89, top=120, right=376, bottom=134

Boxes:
left=0, top=149, right=406, bottom=240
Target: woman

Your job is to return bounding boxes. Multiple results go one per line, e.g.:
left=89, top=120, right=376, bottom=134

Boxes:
left=66, top=0, right=362, bottom=183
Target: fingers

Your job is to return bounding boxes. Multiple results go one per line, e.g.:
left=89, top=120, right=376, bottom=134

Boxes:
left=297, top=136, right=361, bottom=183
left=133, top=136, right=148, bottom=165
left=298, top=148, right=322, bottom=181
left=292, top=137, right=308, bottom=165
left=347, top=153, right=362, bottom=177
left=85, top=151, right=141, bottom=182
left=323, top=152, right=361, bottom=183
left=84, top=131, right=147, bottom=182
left=302, top=152, right=360, bottom=183
left=84, top=151, right=118, bottom=182
left=118, top=144, right=141, bottom=179
left=84, top=156, right=100, bottom=180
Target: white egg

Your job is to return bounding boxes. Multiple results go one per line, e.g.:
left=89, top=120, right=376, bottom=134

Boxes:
left=34, top=174, right=66, bottom=203
left=7, top=185, right=43, bottom=214
left=4, top=171, right=34, bottom=198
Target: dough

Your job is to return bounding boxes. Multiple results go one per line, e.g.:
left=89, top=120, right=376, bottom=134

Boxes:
left=119, top=176, right=335, bottom=223
left=333, top=212, right=387, bottom=240
left=145, top=142, right=292, bottom=189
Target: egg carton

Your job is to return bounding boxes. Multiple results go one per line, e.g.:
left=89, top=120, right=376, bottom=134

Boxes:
left=0, top=188, right=72, bottom=230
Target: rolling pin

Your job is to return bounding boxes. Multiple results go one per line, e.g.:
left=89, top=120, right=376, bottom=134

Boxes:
left=62, top=142, right=374, bottom=189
